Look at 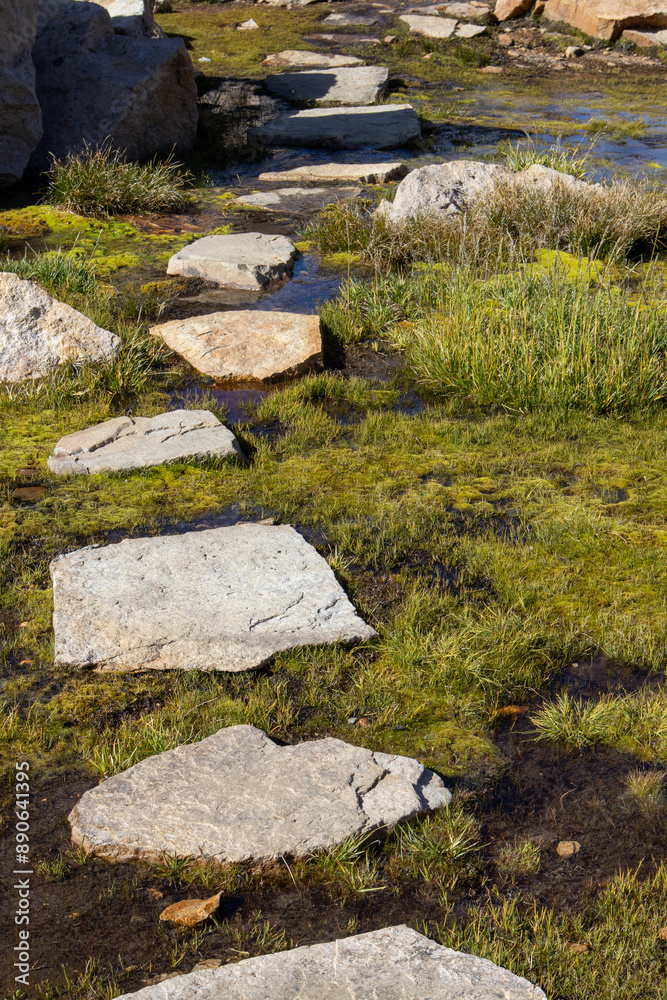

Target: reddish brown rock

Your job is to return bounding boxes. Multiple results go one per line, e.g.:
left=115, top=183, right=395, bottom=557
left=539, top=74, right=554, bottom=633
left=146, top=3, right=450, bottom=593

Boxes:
left=159, top=892, right=222, bottom=927
left=542, top=0, right=667, bottom=39
left=494, top=0, right=534, bottom=19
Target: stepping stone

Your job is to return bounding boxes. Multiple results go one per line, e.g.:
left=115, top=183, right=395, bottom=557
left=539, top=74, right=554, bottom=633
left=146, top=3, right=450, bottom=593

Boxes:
left=166, top=233, right=296, bottom=290
left=113, top=925, right=546, bottom=999
left=0, top=273, right=120, bottom=384
left=400, top=13, right=458, bottom=35
left=322, top=11, right=381, bottom=25
left=265, top=66, right=388, bottom=105
left=258, top=161, right=410, bottom=183
left=69, top=724, right=448, bottom=861
left=263, top=49, right=365, bottom=67
left=232, top=186, right=361, bottom=213
left=51, top=524, right=373, bottom=672
left=456, top=21, right=487, bottom=34
left=250, top=104, right=420, bottom=150
left=441, top=0, right=487, bottom=15
left=47, top=410, right=244, bottom=476
left=305, top=32, right=382, bottom=44
left=150, top=311, right=323, bottom=381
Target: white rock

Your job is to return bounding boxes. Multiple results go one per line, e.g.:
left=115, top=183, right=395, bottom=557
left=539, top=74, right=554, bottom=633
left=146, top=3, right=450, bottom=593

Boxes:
left=258, top=161, right=409, bottom=183
left=238, top=17, right=259, bottom=29
left=263, top=49, right=365, bottom=67
left=265, top=66, right=388, bottom=105
left=375, top=160, right=511, bottom=223
left=69, top=725, right=447, bottom=861
left=232, top=186, right=361, bottom=212
left=0, top=0, right=42, bottom=187
left=29, top=0, right=197, bottom=168
left=400, top=13, right=459, bottom=35
left=456, top=20, right=487, bottom=33
left=441, top=1, right=486, bottom=16
left=48, top=410, right=244, bottom=475
left=166, top=233, right=297, bottom=289
left=83, top=0, right=157, bottom=37
left=250, top=104, right=420, bottom=150
left=514, top=163, right=597, bottom=193
left=150, top=310, right=323, bottom=381
left=112, top=925, right=546, bottom=999
left=0, top=273, right=120, bottom=384
left=322, top=11, right=381, bottom=24
left=51, top=524, right=376, bottom=672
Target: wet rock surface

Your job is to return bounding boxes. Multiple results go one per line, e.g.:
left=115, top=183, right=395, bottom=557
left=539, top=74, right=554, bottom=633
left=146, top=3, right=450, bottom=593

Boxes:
left=166, top=233, right=297, bottom=290
left=69, top=725, right=449, bottom=862
left=0, top=272, right=120, bottom=383
left=51, top=524, right=376, bottom=672
left=48, top=410, right=244, bottom=475
left=151, top=310, right=323, bottom=381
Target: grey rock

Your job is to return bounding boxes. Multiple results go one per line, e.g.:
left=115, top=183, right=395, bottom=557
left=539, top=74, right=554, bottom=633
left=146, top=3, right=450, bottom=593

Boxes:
left=263, top=49, right=365, bottom=67
left=0, top=272, right=120, bottom=383
left=69, top=725, right=446, bottom=861
left=232, top=186, right=361, bottom=213
left=441, top=1, right=487, bottom=15
left=51, top=524, right=375, bottom=672
left=0, top=0, right=42, bottom=187
left=399, top=13, right=459, bottom=35
left=258, top=161, right=409, bottom=183
left=304, top=31, right=382, bottom=44
left=265, top=66, right=388, bottom=105
left=514, top=163, right=598, bottom=193
left=83, top=0, right=157, bottom=36
left=322, top=11, right=381, bottom=24
left=166, top=233, right=297, bottom=289
left=150, top=310, right=323, bottom=381
left=375, top=160, right=511, bottom=223
left=622, top=25, right=667, bottom=42
left=250, top=104, right=420, bottom=150
left=48, top=409, right=244, bottom=475
left=197, top=77, right=286, bottom=162
left=456, top=20, right=487, bottom=33
left=113, top=925, right=546, bottom=999
left=565, top=42, right=586, bottom=53
left=29, top=0, right=197, bottom=170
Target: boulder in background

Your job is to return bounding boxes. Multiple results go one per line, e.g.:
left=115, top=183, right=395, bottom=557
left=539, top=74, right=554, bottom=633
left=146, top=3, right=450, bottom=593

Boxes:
left=0, top=0, right=42, bottom=187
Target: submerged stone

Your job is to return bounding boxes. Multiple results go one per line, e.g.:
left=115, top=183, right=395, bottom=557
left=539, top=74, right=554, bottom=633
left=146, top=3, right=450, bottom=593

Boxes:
left=112, top=925, right=546, bottom=999
left=69, top=725, right=448, bottom=861
left=48, top=410, right=244, bottom=475
left=166, top=233, right=297, bottom=289
left=51, top=524, right=375, bottom=672
left=250, top=104, right=420, bottom=150
left=150, top=310, right=323, bottom=381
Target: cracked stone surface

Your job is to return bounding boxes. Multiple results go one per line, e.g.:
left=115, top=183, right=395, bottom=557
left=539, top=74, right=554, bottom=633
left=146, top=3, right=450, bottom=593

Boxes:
left=166, top=233, right=297, bottom=289
left=257, top=161, right=409, bottom=183
left=69, top=726, right=451, bottom=862
left=51, top=524, right=375, bottom=672
left=250, top=104, right=420, bottom=149
left=149, top=310, right=323, bottom=381
left=232, top=186, right=361, bottom=213
left=0, top=272, right=120, bottom=383
left=48, top=409, right=244, bottom=475
left=265, top=66, right=388, bottom=105
left=113, top=925, right=546, bottom=998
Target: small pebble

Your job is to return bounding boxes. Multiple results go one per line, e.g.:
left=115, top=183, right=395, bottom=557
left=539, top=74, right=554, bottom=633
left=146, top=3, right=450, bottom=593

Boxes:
left=198, top=56, right=211, bottom=62
left=557, top=840, right=581, bottom=857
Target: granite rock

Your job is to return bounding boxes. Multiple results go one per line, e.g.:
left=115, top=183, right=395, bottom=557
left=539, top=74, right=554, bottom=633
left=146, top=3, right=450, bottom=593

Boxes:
left=0, top=272, right=120, bottom=383
left=541, top=0, right=667, bottom=38
left=112, top=925, right=546, bottom=999
left=399, top=13, right=459, bottom=35
left=375, top=160, right=511, bottom=223
left=250, top=104, right=420, bottom=149
left=51, top=524, right=375, bottom=672
left=263, top=49, right=364, bottom=67
left=166, top=233, right=297, bottom=289
left=48, top=410, right=244, bottom=475
left=265, top=66, right=388, bottom=105
left=69, top=725, right=448, bottom=861
left=232, top=186, right=361, bottom=213
left=0, top=0, right=42, bottom=187
left=150, top=310, right=323, bottom=381
left=258, top=161, right=409, bottom=183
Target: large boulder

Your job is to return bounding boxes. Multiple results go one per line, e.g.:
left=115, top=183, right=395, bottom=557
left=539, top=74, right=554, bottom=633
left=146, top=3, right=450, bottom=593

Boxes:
left=265, top=66, right=389, bottom=105
left=0, top=0, right=42, bottom=186
left=28, top=0, right=197, bottom=170
left=50, top=524, right=376, bottom=671
left=375, top=160, right=511, bottom=224
left=69, top=725, right=450, bottom=861
left=150, top=311, right=323, bottom=381
left=250, top=104, right=420, bottom=150
left=541, top=0, right=667, bottom=39
left=113, top=926, right=546, bottom=1000
left=196, top=77, right=286, bottom=163
left=0, top=272, right=120, bottom=383
left=82, top=0, right=158, bottom=37
left=48, top=409, right=244, bottom=475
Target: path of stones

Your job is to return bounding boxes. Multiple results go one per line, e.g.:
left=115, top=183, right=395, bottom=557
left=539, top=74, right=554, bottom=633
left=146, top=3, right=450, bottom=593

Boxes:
left=2, top=9, right=579, bottom=992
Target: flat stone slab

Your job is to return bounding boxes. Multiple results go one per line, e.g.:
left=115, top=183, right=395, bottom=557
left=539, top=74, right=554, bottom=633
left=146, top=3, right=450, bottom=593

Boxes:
left=0, top=273, right=120, bottom=383
left=150, top=310, right=323, bottom=381
left=69, top=725, right=449, bottom=861
left=114, top=925, right=546, bottom=999
left=622, top=25, right=667, bottom=41
left=263, top=49, right=364, bottom=67
left=400, top=13, right=459, bottom=35
left=265, top=66, right=388, bottom=105
left=322, top=11, right=382, bottom=24
left=258, top=161, right=409, bottom=183
left=232, top=186, right=361, bottom=213
left=48, top=410, right=244, bottom=476
left=51, top=524, right=374, bottom=672
left=250, top=104, right=420, bottom=150
left=456, top=21, right=487, bottom=34
left=166, top=233, right=296, bottom=289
